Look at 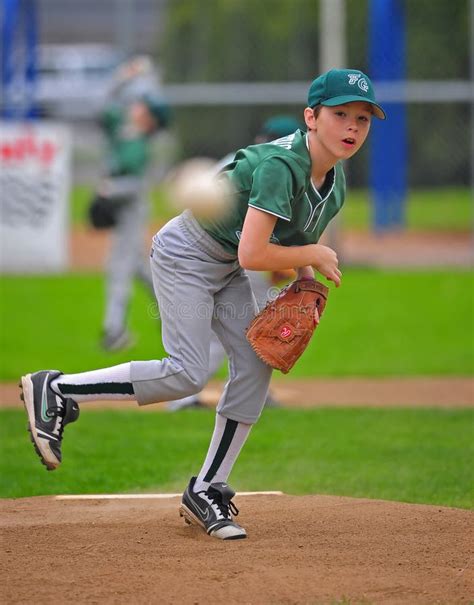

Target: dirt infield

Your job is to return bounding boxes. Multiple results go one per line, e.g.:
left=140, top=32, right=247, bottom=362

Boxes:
left=2, top=383, right=472, bottom=605
left=70, top=226, right=473, bottom=270
left=1, top=377, right=473, bottom=410
left=1, top=494, right=472, bottom=604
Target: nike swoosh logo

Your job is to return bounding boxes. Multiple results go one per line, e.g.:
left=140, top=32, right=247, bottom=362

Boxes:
left=36, top=428, right=59, bottom=441
left=190, top=493, right=214, bottom=522
left=40, top=373, right=51, bottom=423
left=190, top=496, right=209, bottom=517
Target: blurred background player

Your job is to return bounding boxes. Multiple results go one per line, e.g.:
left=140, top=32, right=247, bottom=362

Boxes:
left=93, top=56, right=170, bottom=351
left=166, top=115, right=303, bottom=411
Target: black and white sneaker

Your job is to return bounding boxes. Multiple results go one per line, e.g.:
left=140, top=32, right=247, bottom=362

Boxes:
left=20, top=370, right=80, bottom=471
left=180, top=476, right=247, bottom=540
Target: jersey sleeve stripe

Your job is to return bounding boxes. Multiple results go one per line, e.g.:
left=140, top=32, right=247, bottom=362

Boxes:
left=248, top=204, right=291, bottom=222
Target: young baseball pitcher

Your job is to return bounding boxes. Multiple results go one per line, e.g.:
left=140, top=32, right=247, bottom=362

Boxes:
left=20, top=69, right=385, bottom=541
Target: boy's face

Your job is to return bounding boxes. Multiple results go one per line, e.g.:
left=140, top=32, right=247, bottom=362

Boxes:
left=129, top=101, right=157, bottom=134
left=306, top=101, right=372, bottom=160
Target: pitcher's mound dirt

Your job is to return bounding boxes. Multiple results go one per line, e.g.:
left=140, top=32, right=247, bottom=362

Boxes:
left=1, top=494, right=472, bottom=604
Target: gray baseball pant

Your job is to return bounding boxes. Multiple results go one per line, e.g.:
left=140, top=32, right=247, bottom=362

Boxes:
left=167, top=269, right=275, bottom=408
left=130, top=210, right=273, bottom=424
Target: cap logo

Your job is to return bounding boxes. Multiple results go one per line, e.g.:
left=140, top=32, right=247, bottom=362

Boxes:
left=346, top=73, right=369, bottom=94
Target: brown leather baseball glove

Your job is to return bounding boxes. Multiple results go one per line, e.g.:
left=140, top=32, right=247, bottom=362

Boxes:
left=246, top=279, right=329, bottom=374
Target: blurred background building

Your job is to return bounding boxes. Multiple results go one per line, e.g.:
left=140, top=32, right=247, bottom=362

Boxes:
left=1, top=0, right=473, bottom=236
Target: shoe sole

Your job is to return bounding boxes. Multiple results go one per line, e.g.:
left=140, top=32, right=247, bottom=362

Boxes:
left=20, top=374, right=59, bottom=471
left=179, top=504, right=247, bottom=540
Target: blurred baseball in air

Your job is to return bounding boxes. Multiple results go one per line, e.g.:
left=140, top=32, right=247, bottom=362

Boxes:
left=165, top=158, right=233, bottom=220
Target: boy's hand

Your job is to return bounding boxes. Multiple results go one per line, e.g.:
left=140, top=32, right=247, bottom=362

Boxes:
left=311, top=244, right=342, bottom=287
left=296, top=267, right=319, bottom=324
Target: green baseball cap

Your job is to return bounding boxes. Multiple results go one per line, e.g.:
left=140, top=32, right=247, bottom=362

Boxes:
left=308, top=68, right=386, bottom=120
left=260, top=115, right=304, bottom=139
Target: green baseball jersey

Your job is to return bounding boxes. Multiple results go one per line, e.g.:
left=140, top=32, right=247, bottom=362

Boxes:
left=100, top=105, right=150, bottom=177
left=201, top=129, right=346, bottom=254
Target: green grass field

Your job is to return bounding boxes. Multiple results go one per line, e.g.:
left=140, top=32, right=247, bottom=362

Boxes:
left=1, top=269, right=473, bottom=379
left=342, top=187, right=472, bottom=231
left=1, top=407, right=472, bottom=507
left=1, top=268, right=472, bottom=507
left=72, top=186, right=472, bottom=231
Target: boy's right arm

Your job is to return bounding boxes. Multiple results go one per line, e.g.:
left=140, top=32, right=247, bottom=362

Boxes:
left=238, top=207, right=341, bottom=287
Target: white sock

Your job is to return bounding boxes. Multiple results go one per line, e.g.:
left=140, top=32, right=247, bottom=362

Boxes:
left=194, top=413, right=252, bottom=492
left=50, top=363, right=135, bottom=403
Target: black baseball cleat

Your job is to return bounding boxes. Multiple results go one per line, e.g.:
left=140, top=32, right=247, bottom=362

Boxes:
left=20, top=370, right=80, bottom=471
left=180, top=477, right=247, bottom=540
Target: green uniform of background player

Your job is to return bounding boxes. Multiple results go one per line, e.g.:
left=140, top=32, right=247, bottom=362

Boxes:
left=20, top=69, right=386, bottom=541
left=96, top=56, right=170, bottom=351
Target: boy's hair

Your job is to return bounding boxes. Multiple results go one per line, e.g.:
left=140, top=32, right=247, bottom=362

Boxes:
left=312, top=105, right=322, bottom=120
left=305, top=105, right=322, bottom=131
